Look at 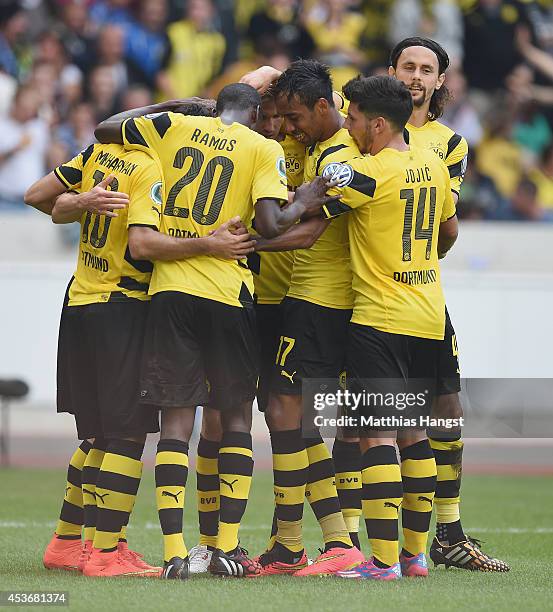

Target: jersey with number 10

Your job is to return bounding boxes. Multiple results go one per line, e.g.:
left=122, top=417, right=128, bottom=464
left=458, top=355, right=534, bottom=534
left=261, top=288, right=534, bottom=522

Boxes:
left=325, top=146, right=455, bottom=340
left=54, top=143, right=163, bottom=306
left=123, top=113, right=288, bottom=307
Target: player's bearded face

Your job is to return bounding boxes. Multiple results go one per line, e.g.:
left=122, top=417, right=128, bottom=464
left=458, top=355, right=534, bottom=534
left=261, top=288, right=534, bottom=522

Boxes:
left=389, top=46, right=443, bottom=110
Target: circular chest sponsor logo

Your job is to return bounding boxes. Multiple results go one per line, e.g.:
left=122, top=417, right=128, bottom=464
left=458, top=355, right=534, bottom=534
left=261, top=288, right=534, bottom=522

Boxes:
left=322, top=162, right=354, bottom=187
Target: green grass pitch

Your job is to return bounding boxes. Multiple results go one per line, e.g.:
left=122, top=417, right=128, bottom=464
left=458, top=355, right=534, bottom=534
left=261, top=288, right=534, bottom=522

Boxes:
left=0, top=467, right=551, bottom=611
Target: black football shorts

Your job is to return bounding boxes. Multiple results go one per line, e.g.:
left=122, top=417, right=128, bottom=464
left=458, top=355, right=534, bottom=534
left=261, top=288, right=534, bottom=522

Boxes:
left=346, top=323, right=440, bottom=432
left=436, top=308, right=461, bottom=395
left=270, top=297, right=351, bottom=396
left=57, top=299, right=159, bottom=440
left=255, top=302, right=284, bottom=412
left=140, top=291, right=259, bottom=411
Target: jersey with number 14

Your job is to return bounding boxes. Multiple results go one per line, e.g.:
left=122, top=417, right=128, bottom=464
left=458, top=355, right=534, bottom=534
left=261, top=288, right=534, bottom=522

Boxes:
left=325, top=146, right=455, bottom=340
left=54, top=143, right=163, bottom=306
left=123, top=113, right=288, bottom=307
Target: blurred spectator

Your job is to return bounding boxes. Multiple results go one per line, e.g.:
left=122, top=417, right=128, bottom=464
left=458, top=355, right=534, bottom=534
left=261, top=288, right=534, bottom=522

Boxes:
left=305, top=0, right=365, bottom=89
left=442, top=67, right=483, bottom=147
left=157, top=0, right=226, bottom=98
left=54, top=102, right=95, bottom=157
left=124, top=0, right=170, bottom=88
left=205, top=38, right=291, bottom=98
left=0, top=3, right=28, bottom=79
left=389, top=0, right=463, bottom=65
left=526, top=144, right=553, bottom=212
left=520, top=0, right=553, bottom=55
left=510, top=176, right=553, bottom=222
left=86, top=65, right=120, bottom=121
left=89, top=0, right=134, bottom=31
left=247, top=0, right=315, bottom=61
left=361, top=0, right=394, bottom=65
left=476, top=105, right=524, bottom=199
left=0, top=86, right=49, bottom=209
left=463, top=0, right=523, bottom=92
left=459, top=150, right=512, bottom=220
left=56, top=1, right=96, bottom=74
left=34, top=31, right=83, bottom=111
left=121, top=84, right=153, bottom=110
left=93, top=25, right=129, bottom=95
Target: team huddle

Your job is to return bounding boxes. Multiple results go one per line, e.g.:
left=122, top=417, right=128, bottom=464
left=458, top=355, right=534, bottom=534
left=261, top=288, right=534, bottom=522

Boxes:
left=25, top=36, right=510, bottom=581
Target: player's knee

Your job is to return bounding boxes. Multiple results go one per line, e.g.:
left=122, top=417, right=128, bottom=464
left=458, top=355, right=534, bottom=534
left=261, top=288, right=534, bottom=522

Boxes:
left=266, top=394, right=301, bottom=431
left=160, top=407, right=195, bottom=441
left=201, top=406, right=222, bottom=441
left=433, top=393, right=463, bottom=420
left=220, top=401, right=253, bottom=433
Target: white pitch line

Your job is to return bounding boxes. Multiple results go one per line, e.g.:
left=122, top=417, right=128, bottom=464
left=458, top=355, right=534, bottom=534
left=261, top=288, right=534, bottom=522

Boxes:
left=0, top=521, right=552, bottom=534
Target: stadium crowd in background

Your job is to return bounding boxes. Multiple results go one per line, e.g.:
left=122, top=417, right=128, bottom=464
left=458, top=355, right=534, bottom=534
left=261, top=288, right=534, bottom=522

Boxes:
left=1, top=0, right=553, bottom=221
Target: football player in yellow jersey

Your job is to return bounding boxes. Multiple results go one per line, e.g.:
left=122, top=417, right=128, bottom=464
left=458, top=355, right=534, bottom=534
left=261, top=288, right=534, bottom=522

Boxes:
left=321, top=75, right=457, bottom=580
left=25, top=106, right=258, bottom=579
left=247, top=60, right=363, bottom=577
left=389, top=37, right=509, bottom=572
left=185, top=91, right=307, bottom=574
left=25, top=144, right=168, bottom=579
left=95, top=83, right=332, bottom=578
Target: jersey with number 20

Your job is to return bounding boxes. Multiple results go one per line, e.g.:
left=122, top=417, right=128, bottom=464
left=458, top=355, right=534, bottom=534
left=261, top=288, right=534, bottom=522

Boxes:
left=122, top=113, right=288, bottom=307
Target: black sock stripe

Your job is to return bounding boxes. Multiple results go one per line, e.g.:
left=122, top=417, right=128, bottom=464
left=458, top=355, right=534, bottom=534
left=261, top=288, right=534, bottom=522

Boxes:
left=221, top=432, right=252, bottom=449
left=336, top=488, right=362, bottom=508
left=399, top=440, right=433, bottom=461
left=155, top=464, right=189, bottom=487
left=307, top=458, right=335, bottom=482
left=67, top=465, right=83, bottom=487
left=428, top=431, right=461, bottom=442
left=435, top=480, right=460, bottom=498
left=270, top=429, right=305, bottom=454
left=402, top=508, right=432, bottom=532
left=157, top=439, right=189, bottom=454
left=81, top=466, right=100, bottom=483
left=362, top=482, right=403, bottom=499
left=97, top=471, right=141, bottom=496
left=219, top=497, right=247, bottom=523
left=218, top=454, right=253, bottom=475
left=333, top=439, right=361, bottom=468
left=79, top=440, right=93, bottom=454
left=432, top=449, right=463, bottom=465
left=198, top=437, right=220, bottom=458
left=274, top=468, right=309, bottom=488
left=275, top=503, right=304, bottom=522
left=364, top=518, right=399, bottom=541
left=402, top=476, right=437, bottom=494
left=198, top=510, right=219, bottom=536
left=361, top=445, right=398, bottom=469
left=158, top=507, right=184, bottom=535
left=60, top=501, right=83, bottom=525
left=106, top=439, right=144, bottom=461
left=304, top=434, right=324, bottom=448
left=308, top=496, right=341, bottom=520
left=197, top=473, right=219, bottom=490
left=95, top=508, right=128, bottom=532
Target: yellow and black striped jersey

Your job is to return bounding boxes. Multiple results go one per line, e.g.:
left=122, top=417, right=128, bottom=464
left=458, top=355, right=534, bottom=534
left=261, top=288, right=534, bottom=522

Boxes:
left=287, top=127, right=359, bottom=309
left=404, top=120, right=468, bottom=196
left=54, top=143, right=163, bottom=306
left=122, top=113, right=288, bottom=307
left=252, top=134, right=306, bottom=305
left=324, top=146, right=456, bottom=340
